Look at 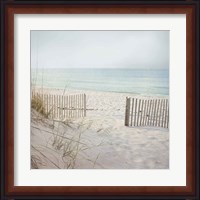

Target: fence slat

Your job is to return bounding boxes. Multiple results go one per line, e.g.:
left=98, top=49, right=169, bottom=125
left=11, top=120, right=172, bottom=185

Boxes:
left=146, top=99, right=150, bottom=126
left=152, top=100, right=157, bottom=126
left=80, top=94, right=82, bottom=117
left=56, top=94, right=58, bottom=119
left=164, top=99, right=168, bottom=128
left=72, top=95, right=74, bottom=118
left=76, top=94, right=79, bottom=117
left=55, top=94, right=57, bottom=119
left=130, top=98, right=134, bottom=126
left=76, top=94, right=78, bottom=118
left=77, top=94, right=79, bottom=117
left=49, top=95, right=50, bottom=118
left=57, top=95, right=59, bottom=119
left=164, top=99, right=167, bottom=128
left=63, top=95, right=65, bottom=119
left=140, top=99, right=144, bottom=126
left=155, top=99, right=160, bottom=126
left=79, top=94, right=80, bottom=117
left=142, top=100, right=146, bottom=125
left=148, top=100, right=152, bottom=126
left=73, top=95, right=75, bottom=118
left=47, top=94, right=49, bottom=115
left=136, top=99, right=141, bottom=126
left=159, top=99, right=162, bottom=127
left=158, top=99, right=161, bottom=127
left=76, top=95, right=78, bottom=118
left=144, top=100, right=149, bottom=126
left=66, top=95, right=69, bottom=118
left=71, top=95, right=74, bottom=118
left=84, top=94, right=86, bottom=117
left=125, top=97, right=131, bottom=126
left=51, top=94, right=53, bottom=118
left=52, top=95, right=54, bottom=119
left=162, top=99, right=166, bottom=128
left=54, top=95, right=56, bottom=119
left=151, top=99, right=155, bottom=126
left=69, top=95, right=71, bottom=118
left=74, top=95, right=76, bottom=118
left=66, top=95, right=68, bottom=118
left=134, top=99, right=137, bottom=126
left=61, top=95, right=64, bottom=120
left=83, top=94, right=84, bottom=117
left=78, top=94, right=80, bottom=117
left=166, top=100, right=169, bottom=128
left=75, top=95, right=77, bottom=118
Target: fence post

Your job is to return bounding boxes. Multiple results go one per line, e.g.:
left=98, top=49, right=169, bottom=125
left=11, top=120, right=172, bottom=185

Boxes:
left=125, top=97, right=131, bottom=126
left=84, top=94, right=86, bottom=117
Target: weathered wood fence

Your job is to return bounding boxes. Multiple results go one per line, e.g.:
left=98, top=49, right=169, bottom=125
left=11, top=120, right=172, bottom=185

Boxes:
left=32, top=92, right=86, bottom=120
left=125, top=97, right=169, bottom=128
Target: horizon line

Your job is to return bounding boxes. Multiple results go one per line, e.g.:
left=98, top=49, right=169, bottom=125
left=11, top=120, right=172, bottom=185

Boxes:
left=31, top=67, right=169, bottom=70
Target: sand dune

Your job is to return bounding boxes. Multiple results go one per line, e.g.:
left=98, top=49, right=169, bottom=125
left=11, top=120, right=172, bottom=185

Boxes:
left=31, top=87, right=169, bottom=169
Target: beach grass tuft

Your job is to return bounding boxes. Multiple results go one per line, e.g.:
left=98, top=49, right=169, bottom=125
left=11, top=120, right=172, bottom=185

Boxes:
left=31, top=107, right=103, bottom=169
left=31, top=94, right=50, bottom=118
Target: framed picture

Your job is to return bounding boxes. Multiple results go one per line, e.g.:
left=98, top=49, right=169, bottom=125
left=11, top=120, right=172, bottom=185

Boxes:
left=1, top=0, right=199, bottom=199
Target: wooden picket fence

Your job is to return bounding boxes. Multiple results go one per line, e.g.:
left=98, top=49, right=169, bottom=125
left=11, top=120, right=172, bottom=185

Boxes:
left=125, top=97, right=169, bottom=128
left=32, top=92, right=86, bottom=120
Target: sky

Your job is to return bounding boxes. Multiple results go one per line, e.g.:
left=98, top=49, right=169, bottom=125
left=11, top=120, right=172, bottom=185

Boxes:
left=31, top=30, right=169, bottom=69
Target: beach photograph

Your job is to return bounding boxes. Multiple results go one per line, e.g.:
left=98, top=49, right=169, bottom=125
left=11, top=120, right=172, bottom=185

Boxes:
left=31, top=30, right=169, bottom=169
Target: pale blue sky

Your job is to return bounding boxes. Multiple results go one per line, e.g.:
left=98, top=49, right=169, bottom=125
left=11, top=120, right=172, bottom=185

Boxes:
left=31, top=30, right=169, bottom=69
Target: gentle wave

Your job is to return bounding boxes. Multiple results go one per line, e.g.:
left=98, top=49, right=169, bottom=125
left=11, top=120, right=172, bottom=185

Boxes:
left=31, top=68, right=169, bottom=96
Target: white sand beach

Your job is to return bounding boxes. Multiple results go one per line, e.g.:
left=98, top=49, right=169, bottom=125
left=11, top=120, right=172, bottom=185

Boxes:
left=31, top=87, right=169, bottom=169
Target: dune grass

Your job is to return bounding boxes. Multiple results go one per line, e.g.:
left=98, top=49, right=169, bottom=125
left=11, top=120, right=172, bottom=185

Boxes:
left=31, top=105, right=103, bottom=169
left=31, top=94, right=50, bottom=118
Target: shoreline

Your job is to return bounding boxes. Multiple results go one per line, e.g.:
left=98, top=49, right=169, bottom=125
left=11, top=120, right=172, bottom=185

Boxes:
left=32, top=86, right=169, bottom=99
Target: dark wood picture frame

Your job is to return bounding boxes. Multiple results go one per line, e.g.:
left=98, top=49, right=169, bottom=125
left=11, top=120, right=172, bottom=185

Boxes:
left=1, top=0, right=199, bottom=199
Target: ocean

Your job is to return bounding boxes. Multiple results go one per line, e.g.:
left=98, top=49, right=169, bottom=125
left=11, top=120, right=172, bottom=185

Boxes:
left=31, top=68, right=169, bottom=96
